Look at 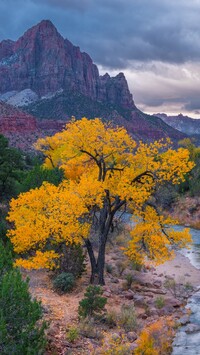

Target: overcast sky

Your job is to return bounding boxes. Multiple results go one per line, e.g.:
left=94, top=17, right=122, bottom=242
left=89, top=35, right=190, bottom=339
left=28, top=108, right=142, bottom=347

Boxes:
left=0, top=0, right=200, bottom=117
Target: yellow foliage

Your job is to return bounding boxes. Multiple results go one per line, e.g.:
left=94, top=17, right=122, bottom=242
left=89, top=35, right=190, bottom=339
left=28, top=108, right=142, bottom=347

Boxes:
left=7, top=177, right=104, bottom=269
left=135, top=317, right=175, bottom=354
left=99, top=333, right=131, bottom=354
left=7, top=118, right=193, bottom=270
left=125, top=206, right=191, bottom=265
left=15, top=250, right=59, bottom=269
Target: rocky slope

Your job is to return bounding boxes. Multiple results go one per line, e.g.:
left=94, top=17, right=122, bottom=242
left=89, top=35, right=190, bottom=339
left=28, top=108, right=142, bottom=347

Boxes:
left=0, top=20, right=186, bottom=144
left=0, top=101, right=65, bottom=151
left=0, top=101, right=36, bottom=133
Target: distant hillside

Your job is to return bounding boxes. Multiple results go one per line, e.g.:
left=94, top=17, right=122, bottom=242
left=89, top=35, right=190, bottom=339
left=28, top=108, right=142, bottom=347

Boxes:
left=0, top=101, right=65, bottom=151
left=156, top=113, right=200, bottom=145
left=0, top=101, right=36, bottom=133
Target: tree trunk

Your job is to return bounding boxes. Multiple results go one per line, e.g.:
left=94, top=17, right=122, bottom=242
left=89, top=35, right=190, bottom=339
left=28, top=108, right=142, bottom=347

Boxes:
left=86, top=201, right=118, bottom=285
left=85, top=239, right=98, bottom=284
left=97, top=240, right=106, bottom=285
left=96, top=209, right=114, bottom=285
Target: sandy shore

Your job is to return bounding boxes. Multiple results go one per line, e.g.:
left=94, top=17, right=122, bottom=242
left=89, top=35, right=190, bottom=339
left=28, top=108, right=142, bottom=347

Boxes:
left=155, top=252, right=200, bottom=288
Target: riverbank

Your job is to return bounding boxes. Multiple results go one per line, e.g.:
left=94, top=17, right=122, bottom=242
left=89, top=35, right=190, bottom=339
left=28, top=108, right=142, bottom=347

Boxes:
left=170, top=196, right=200, bottom=230
left=24, top=242, right=200, bottom=354
left=155, top=252, right=200, bottom=287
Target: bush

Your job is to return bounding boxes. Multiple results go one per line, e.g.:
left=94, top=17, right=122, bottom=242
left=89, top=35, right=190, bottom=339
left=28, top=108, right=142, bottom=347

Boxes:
left=116, top=261, right=128, bottom=276
left=66, top=326, right=79, bottom=343
left=21, top=165, right=64, bottom=192
left=78, top=285, right=107, bottom=318
left=100, top=333, right=131, bottom=355
left=125, top=273, right=134, bottom=289
left=0, top=240, right=13, bottom=278
left=0, top=134, right=26, bottom=200
left=155, top=296, right=165, bottom=309
left=55, top=243, right=86, bottom=279
left=117, top=305, right=137, bottom=332
left=105, top=310, right=117, bottom=328
left=131, top=260, right=142, bottom=271
left=79, top=318, right=103, bottom=340
left=135, top=318, right=175, bottom=355
left=53, top=272, right=75, bottom=293
left=164, top=278, right=194, bottom=299
left=0, top=269, right=46, bottom=354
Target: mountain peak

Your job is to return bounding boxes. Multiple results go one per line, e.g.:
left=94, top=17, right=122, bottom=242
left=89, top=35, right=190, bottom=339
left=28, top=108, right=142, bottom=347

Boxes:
left=0, top=20, right=135, bottom=108
left=33, top=19, right=58, bottom=32
left=29, top=19, right=59, bottom=35
left=15, top=19, right=62, bottom=48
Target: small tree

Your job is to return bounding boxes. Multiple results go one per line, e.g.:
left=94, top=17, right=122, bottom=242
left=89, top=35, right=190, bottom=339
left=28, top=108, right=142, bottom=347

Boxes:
left=7, top=118, right=193, bottom=284
left=0, top=240, right=13, bottom=278
left=78, top=285, right=107, bottom=318
left=0, top=134, right=25, bottom=199
left=21, top=165, right=64, bottom=192
left=0, top=270, right=46, bottom=354
left=0, top=240, right=46, bottom=354
left=178, top=138, right=200, bottom=196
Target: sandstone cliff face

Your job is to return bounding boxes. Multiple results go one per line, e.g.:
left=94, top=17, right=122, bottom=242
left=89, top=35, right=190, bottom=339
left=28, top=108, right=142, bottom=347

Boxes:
left=0, top=101, right=36, bottom=133
left=0, top=101, right=63, bottom=151
left=0, top=20, right=134, bottom=110
left=0, top=20, right=187, bottom=146
left=0, top=40, right=14, bottom=61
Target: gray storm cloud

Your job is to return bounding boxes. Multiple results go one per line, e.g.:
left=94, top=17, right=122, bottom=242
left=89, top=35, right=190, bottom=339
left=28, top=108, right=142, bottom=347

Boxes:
left=1, top=0, right=200, bottom=66
left=0, top=0, right=200, bottom=116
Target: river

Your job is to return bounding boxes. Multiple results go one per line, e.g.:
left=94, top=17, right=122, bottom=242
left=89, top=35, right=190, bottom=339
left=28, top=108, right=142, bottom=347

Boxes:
left=172, top=226, right=200, bottom=355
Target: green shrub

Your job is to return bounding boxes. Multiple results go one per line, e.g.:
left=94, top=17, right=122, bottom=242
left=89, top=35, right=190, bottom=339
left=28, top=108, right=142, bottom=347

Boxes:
left=105, top=310, right=117, bottom=328
left=116, top=261, right=128, bottom=276
left=0, top=240, right=13, bottom=278
left=164, top=278, right=177, bottom=297
left=53, top=272, right=75, bottom=293
left=55, top=243, right=86, bottom=279
left=21, top=165, right=64, bottom=192
left=78, top=285, right=107, bottom=318
left=79, top=318, right=103, bottom=340
left=117, top=305, right=137, bottom=331
left=66, top=326, right=79, bottom=343
left=155, top=296, right=165, bottom=309
left=0, top=134, right=25, bottom=200
left=0, top=269, right=46, bottom=354
left=125, top=273, right=134, bottom=289
left=131, top=260, right=142, bottom=271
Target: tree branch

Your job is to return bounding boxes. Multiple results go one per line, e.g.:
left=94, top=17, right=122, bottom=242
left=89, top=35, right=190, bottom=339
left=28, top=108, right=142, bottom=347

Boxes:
left=131, top=170, right=155, bottom=184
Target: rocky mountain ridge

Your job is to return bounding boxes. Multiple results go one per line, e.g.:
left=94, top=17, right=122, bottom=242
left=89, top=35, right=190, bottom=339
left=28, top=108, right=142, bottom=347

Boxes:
left=156, top=113, right=200, bottom=145
left=0, top=20, right=134, bottom=110
left=155, top=113, right=200, bottom=135
left=0, top=20, right=186, bottom=145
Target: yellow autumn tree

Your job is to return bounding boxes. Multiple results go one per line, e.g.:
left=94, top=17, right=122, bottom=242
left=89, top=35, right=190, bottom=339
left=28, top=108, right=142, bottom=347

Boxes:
left=7, top=118, right=193, bottom=284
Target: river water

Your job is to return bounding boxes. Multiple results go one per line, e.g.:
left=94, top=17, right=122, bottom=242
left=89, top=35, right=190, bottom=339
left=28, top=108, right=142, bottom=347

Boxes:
left=172, top=226, right=200, bottom=355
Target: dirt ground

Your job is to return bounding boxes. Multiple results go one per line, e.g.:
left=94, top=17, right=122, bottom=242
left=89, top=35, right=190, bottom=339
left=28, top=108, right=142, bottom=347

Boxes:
left=22, top=242, right=200, bottom=354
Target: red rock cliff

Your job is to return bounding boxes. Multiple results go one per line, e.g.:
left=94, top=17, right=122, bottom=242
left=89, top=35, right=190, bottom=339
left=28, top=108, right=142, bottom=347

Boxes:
left=0, top=101, right=36, bottom=133
left=0, top=20, right=134, bottom=110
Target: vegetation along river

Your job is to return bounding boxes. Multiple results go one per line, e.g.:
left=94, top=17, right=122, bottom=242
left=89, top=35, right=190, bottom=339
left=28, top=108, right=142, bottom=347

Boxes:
left=172, top=226, right=200, bottom=355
